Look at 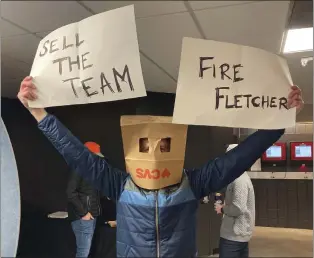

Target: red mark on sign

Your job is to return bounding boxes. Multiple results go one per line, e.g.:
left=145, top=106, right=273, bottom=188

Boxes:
left=136, top=168, right=171, bottom=179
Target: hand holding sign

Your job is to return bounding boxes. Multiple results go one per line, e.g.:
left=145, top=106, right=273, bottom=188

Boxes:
left=288, top=85, right=304, bottom=114
left=29, top=5, right=146, bottom=108
left=18, top=76, right=37, bottom=107
left=17, top=76, right=47, bottom=122
left=173, top=38, right=300, bottom=129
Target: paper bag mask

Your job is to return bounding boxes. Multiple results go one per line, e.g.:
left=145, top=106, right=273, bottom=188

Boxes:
left=120, top=116, right=188, bottom=190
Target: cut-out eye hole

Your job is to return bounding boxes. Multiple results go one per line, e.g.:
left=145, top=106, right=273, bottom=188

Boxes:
left=139, top=138, right=149, bottom=153
left=160, top=138, right=171, bottom=153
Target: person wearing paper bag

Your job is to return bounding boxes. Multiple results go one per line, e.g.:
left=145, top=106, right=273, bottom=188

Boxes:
left=18, top=76, right=303, bottom=258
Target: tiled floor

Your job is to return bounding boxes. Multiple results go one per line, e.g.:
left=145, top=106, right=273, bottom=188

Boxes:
left=210, top=226, right=313, bottom=257
left=249, top=227, right=313, bottom=257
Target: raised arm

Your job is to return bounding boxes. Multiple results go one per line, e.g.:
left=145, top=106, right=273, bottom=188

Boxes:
left=186, top=85, right=304, bottom=200
left=39, top=113, right=127, bottom=200
left=186, top=129, right=284, bottom=199
left=17, top=76, right=128, bottom=200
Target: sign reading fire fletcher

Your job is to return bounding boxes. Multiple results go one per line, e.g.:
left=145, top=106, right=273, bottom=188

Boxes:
left=29, top=5, right=146, bottom=108
left=173, top=37, right=296, bottom=129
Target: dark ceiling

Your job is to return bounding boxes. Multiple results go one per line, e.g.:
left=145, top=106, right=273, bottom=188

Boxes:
left=289, top=0, right=313, bottom=29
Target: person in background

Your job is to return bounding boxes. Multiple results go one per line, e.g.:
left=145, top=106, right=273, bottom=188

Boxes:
left=67, top=142, right=103, bottom=258
left=215, top=145, right=255, bottom=258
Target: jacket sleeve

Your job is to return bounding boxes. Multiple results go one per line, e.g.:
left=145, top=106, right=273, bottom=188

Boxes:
left=222, top=181, right=248, bottom=217
left=66, top=172, right=88, bottom=217
left=38, top=114, right=128, bottom=200
left=186, top=129, right=284, bottom=199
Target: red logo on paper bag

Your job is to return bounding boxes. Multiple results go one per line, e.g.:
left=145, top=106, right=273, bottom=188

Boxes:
left=136, top=168, right=171, bottom=179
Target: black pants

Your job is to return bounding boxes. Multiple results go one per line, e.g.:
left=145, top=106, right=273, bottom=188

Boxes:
left=90, top=225, right=116, bottom=258
left=219, top=237, right=249, bottom=258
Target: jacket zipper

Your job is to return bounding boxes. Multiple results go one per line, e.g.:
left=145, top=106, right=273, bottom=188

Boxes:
left=98, top=191, right=102, bottom=215
left=87, top=196, right=90, bottom=211
left=87, top=193, right=101, bottom=216
left=155, top=190, right=160, bottom=258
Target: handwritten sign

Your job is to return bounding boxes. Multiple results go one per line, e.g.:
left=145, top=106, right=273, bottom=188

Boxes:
left=29, top=5, right=146, bottom=108
left=173, top=38, right=296, bottom=129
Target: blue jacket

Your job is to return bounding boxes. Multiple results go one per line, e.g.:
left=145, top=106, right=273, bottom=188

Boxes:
left=38, top=114, right=284, bottom=257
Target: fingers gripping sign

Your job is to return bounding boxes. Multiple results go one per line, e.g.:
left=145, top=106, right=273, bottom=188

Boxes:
left=287, top=85, right=304, bottom=114
left=17, top=76, right=47, bottom=122
left=18, top=76, right=37, bottom=108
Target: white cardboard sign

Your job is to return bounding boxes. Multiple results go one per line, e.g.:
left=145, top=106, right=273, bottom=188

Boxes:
left=29, top=5, right=146, bottom=108
left=173, top=38, right=296, bottom=129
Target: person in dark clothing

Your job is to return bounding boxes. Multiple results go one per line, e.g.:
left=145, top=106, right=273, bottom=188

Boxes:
left=66, top=142, right=103, bottom=258
left=18, top=76, right=304, bottom=258
left=90, top=197, right=117, bottom=258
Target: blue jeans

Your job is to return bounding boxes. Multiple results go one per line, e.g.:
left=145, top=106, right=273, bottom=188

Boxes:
left=71, top=218, right=97, bottom=258
left=219, top=237, right=249, bottom=258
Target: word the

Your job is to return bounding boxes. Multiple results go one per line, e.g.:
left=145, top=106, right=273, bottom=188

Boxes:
left=136, top=168, right=171, bottom=179
left=63, top=65, right=134, bottom=98
left=53, top=53, right=93, bottom=75
left=215, top=87, right=288, bottom=110
left=199, top=57, right=244, bottom=82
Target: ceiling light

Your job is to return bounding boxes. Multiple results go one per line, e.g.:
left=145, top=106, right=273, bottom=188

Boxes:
left=283, top=27, right=313, bottom=53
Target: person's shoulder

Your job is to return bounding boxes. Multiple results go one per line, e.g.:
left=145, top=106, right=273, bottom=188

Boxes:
left=233, top=174, right=249, bottom=186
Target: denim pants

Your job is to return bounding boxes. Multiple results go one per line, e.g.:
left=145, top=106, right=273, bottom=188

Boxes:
left=71, top=218, right=97, bottom=258
left=219, top=237, right=249, bottom=258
